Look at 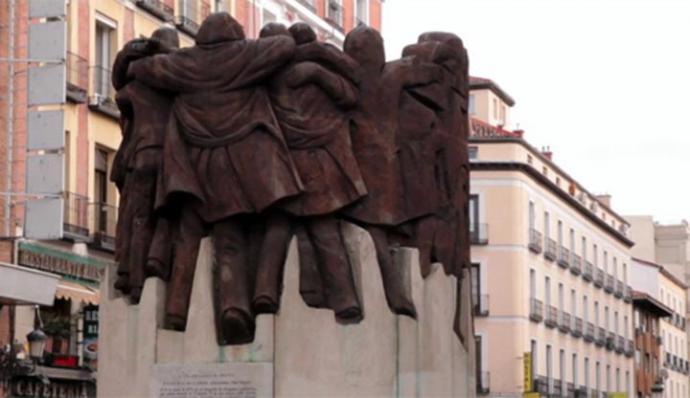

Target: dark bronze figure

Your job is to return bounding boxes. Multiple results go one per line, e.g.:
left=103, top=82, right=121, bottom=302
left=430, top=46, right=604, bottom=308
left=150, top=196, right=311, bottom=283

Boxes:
left=111, top=12, right=471, bottom=345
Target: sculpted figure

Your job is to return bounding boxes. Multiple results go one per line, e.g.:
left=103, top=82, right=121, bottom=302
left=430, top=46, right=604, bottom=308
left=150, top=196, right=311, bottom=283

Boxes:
left=254, top=23, right=365, bottom=322
left=110, top=28, right=179, bottom=303
left=127, top=13, right=301, bottom=344
left=340, top=26, right=445, bottom=317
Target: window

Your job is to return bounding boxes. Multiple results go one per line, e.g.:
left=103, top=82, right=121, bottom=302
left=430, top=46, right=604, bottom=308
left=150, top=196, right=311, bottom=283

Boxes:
left=572, top=353, right=578, bottom=387
left=475, top=335, right=483, bottom=386
left=581, top=237, right=586, bottom=260
left=545, top=277, right=551, bottom=306
left=558, top=283, right=564, bottom=312
left=584, top=358, right=590, bottom=391
left=559, top=350, right=565, bottom=395
left=594, top=301, right=599, bottom=326
left=557, top=220, right=563, bottom=246
left=624, top=315, right=628, bottom=338
left=178, top=0, right=198, bottom=20
left=529, top=202, right=535, bottom=230
left=606, top=365, right=610, bottom=393
left=500, top=104, right=506, bottom=125
left=262, top=8, right=277, bottom=24
left=615, top=368, right=620, bottom=393
left=595, top=362, right=600, bottom=393
left=492, top=98, right=498, bottom=119
left=531, top=340, right=538, bottom=383
left=471, top=263, right=480, bottom=312
left=355, top=0, right=369, bottom=25
left=604, top=306, right=609, bottom=330
left=530, top=269, right=536, bottom=298
left=569, top=229, right=575, bottom=252
left=214, top=0, right=226, bottom=11
left=469, top=194, right=479, bottom=233
left=614, top=311, right=618, bottom=334
left=583, top=295, right=588, bottom=322
left=613, top=257, right=618, bottom=279
left=527, top=154, right=533, bottom=164
left=469, top=94, right=476, bottom=114
left=544, top=212, right=550, bottom=238
left=571, top=289, right=576, bottom=317
left=593, top=244, right=598, bottom=266
left=603, top=251, right=608, bottom=272
left=95, top=19, right=116, bottom=96
left=546, top=345, right=553, bottom=393
left=94, top=148, right=112, bottom=232
left=468, top=146, right=478, bottom=160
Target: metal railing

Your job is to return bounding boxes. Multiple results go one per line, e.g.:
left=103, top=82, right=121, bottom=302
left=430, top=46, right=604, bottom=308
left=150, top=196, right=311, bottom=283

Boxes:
left=604, top=274, right=615, bottom=293
left=583, top=261, right=593, bottom=281
left=623, top=285, right=632, bottom=302
left=63, top=192, right=90, bottom=240
left=595, top=326, right=606, bottom=346
left=614, top=280, right=624, bottom=298
left=544, top=238, right=557, bottom=261
left=558, top=311, right=571, bottom=333
left=570, top=253, right=581, bottom=275
left=66, top=51, right=87, bottom=100
left=529, top=298, right=543, bottom=322
left=545, top=305, right=558, bottom=328
left=625, top=339, right=634, bottom=357
left=528, top=228, right=542, bottom=253
left=474, top=294, right=489, bottom=317
left=470, top=223, right=488, bottom=245
left=584, top=321, right=595, bottom=342
left=606, top=331, right=616, bottom=351
left=135, top=0, right=174, bottom=21
left=89, top=65, right=119, bottom=118
left=175, top=15, right=200, bottom=36
left=593, top=268, right=604, bottom=288
left=476, top=371, right=490, bottom=394
left=557, top=246, right=570, bottom=268
left=571, top=317, right=583, bottom=338
left=326, top=0, right=344, bottom=30
left=616, top=335, right=625, bottom=354
left=91, top=202, right=117, bottom=251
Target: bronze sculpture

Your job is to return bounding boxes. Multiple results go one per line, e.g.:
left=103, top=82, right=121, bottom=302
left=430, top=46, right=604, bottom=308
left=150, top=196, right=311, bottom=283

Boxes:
left=112, top=12, right=471, bottom=345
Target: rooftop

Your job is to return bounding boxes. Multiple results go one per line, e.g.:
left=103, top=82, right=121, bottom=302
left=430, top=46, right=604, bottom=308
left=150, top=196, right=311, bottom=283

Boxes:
left=469, top=76, right=516, bottom=106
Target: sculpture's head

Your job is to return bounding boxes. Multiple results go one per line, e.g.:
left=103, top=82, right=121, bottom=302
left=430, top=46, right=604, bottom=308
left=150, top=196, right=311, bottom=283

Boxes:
left=196, top=12, right=245, bottom=45
left=289, top=23, right=317, bottom=45
left=150, top=27, right=180, bottom=52
left=259, top=22, right=290, bottom=38
left=417, top=31, right=467, bottom=90
left=344, top=25, right=385, bottom=73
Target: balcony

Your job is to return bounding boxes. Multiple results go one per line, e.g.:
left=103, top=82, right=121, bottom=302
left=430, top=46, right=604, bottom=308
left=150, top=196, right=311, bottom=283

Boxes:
left=583, top=321, right=595, bottom=342
left=135, top=0, right=174, bottom=21
left=552, top=379, right=563, bottom=397
left=89, top=66, right=120, bottom=119
left=614, top=280, right=624, bottom=299
left=582, top=261, right=593, bottom=282
left=470, top=223, right=488, bottom=245
left=570, top=253, right=581, bottom=275
left=623, top=285, right=632, bottom=302
left=593, top=268, right=604, bottom=288
left=296, top=0, right=316, bottom=12
left=325, top=0, right=344, bottom=31
left=557, top=246, right=570, bottom=268
left=595, top=326, right=606, bottom=347
left=529, top=298, right=544, bottom=322
left=558, top=311, right=571, bottom=333
left=604, top=274, right=615, bottom=294
left=474, top=294, right=489, bottom=317
left=625, top=339, right=634, bottom=357
left=534, top=376, right=549, bottom=395
left=545, top=305, right=558, bottom=328
left=63, top=192, right=90, bottom=241
left=175, top=15, right=200, bottom=37
left=91, top=202, right=117, bottom=252
left=616, top=335, right=625, bottom=354
left=66, top=51, right=87, bottom=103
left=606, top=331, right=616, bottom=351
left=544, top=238, right=557, bottom=261
left=476, top=371, right=490, bottom=395
left=528, top=228, right=542, bottom=253
left=571, top=316, right=583, bottom=338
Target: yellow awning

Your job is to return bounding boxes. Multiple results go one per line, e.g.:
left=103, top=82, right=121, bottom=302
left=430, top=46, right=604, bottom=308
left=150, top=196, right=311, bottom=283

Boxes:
left=55, top=280, right=100, bottom=305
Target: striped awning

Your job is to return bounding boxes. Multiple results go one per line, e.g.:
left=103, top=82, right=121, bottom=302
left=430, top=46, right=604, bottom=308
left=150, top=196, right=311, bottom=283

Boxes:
left=55, top=280, right=100, bottom=305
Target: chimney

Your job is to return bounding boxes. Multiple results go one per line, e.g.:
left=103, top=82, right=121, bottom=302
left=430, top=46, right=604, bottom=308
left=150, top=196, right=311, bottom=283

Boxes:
left=595, top=194, right=612, bottom=208
left=513, top=129, right=524, bottom=138
left=541, top=146, right=553, bottom=161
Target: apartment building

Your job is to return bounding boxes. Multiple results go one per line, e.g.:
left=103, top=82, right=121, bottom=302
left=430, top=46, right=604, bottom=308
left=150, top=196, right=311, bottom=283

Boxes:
left=469, top=77, right=635, bottom=397
left=630, top=258, right=690, bottom=398
left=0, top=1, right=380, bottom=396
left=632, top=290, right=672, bottom=397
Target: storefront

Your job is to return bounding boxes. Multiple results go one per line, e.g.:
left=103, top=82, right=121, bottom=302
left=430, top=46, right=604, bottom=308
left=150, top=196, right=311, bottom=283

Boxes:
left=1, top=240, right=110, bottom=398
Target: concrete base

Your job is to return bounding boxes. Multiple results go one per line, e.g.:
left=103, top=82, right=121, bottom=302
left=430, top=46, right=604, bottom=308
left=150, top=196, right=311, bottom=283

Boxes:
left=98, top=222, right=475, bottom=397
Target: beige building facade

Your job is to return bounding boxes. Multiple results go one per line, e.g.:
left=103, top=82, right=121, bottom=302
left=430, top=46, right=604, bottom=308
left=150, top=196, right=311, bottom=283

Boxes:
left=470, top=79, right=635, bottom=397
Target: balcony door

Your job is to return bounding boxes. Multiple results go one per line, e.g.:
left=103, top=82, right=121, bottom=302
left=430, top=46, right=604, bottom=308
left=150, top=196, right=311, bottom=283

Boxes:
left=94, top=148, right=109, bottom=233
left=469, top=194, right=479, bottom=238
left=471, top=263, right=481, bottom=313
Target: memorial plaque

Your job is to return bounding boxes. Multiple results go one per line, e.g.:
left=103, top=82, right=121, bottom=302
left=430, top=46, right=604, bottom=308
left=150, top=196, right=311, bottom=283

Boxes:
left=151, top=363, right=273, bottom=398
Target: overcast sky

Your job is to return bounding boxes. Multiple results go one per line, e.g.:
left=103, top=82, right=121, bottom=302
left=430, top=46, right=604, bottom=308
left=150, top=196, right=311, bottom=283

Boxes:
left=382, top=0, right=690, bottom=224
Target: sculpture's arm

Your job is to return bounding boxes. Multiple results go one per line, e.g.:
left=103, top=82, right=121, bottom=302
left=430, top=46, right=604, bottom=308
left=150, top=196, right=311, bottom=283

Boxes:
left=287, top=62, right=358, bottom=107
left=230, top=36, right=296, bottom=89
left=112, top=39, right=151, bottom=90
left=392, top=58, right=443, bottom=88
left=127, top=49, right=197, bottom=93
left=293, top=42, right=360, bottom=84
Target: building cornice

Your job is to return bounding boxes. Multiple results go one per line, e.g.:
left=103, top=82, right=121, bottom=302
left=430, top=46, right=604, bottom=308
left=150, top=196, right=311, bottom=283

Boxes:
left=470, top=160, right=635, bottom=248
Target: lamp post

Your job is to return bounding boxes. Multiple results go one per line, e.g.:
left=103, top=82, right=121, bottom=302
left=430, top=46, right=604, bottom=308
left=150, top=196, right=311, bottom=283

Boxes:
left=26, top=305, right=46, bottom=363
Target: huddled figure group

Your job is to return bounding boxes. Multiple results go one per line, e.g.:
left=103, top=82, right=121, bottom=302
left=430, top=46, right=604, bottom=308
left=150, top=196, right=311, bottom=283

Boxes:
left=111, top=12, right=471, bottom=345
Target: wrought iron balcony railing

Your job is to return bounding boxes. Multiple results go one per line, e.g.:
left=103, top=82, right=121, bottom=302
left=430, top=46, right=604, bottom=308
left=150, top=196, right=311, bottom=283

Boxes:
left=593, top=268, right=604, bottom=288
left=135, top=0, right=174, bottom=21
left=63, top=192, right=90, bottom=241
left=605, top=331, right=616, bottom=351
left=614, top=280, right=624, bottom=299
left=616, top=335, right=625, bottom=354
left=470, top=223, right=488, bottom=245
left=529, top=298, right=543, bottom=323
left=582, top=261, right=593, bottom=282
left=66, top=51, right=87, bottom=103
left=604, top=274, right=615, bottom=294
left=570, top=253, right=581, bottom=275
left=175, top=15, right=200, bottom=37
left=583, top=322, right=595, bottom=343
left=625, top=339, right=634, bottom=357
left=623, top=285, right=632, bottom=302
left=595, top=326, right=606, bottom=347
left=571, top=316, right=583, bottom=338
left=557, top=247, right=570, bottom=268
left=545, top=305, right=558, bottom=328
left=89, top=65, right=120, bottom=119
left=91, top=202, right=117, bottom=252
left=558, top=311, right=571, bottom=333
left=529, top=228, right=542, bottom=253
left=544, top=238, right=557, bottom=261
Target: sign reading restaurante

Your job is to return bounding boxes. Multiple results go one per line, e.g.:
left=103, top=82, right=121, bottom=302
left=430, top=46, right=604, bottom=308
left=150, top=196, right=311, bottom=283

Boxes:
left=17, top=242, right=107, bottom=282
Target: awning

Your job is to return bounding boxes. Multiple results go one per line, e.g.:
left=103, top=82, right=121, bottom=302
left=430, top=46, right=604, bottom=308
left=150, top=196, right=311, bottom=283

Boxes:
left=55, top=280, right=100, bottom=305
left=0, top=262, right=60, bottom=306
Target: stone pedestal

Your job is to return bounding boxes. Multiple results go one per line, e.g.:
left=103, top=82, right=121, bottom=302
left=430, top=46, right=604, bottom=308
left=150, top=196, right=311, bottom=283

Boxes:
left=98, top=222, right=475, bottom=397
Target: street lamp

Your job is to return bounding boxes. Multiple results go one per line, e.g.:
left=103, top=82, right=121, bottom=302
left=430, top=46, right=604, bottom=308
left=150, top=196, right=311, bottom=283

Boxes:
left=26, top=305, right=46, bottom=362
